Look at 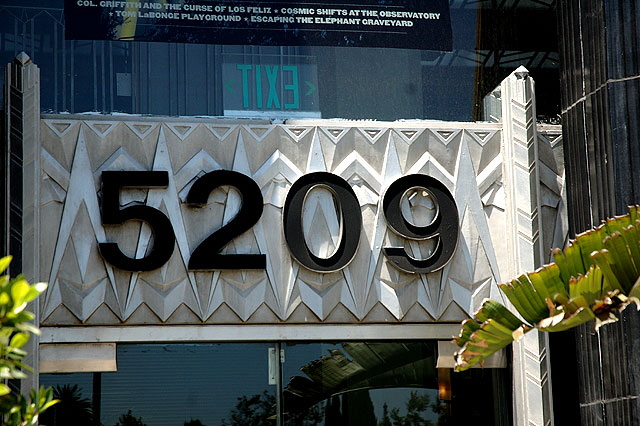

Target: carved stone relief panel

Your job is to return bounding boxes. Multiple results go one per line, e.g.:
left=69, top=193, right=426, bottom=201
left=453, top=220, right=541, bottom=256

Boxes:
left=35, top=117, right=562, bottom=326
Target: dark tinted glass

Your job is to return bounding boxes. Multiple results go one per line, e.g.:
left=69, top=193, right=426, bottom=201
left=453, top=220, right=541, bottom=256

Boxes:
left=282, top=341, right=510, bottom=426
left=40, top=343, right=275, bottom=426
left=40, top=341, right=510, bottom=425
left=0, top=1, right=557, bottom=121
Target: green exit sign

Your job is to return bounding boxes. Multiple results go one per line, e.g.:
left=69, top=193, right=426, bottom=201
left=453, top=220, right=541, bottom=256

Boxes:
left=223, top=55, right=320, bottom=118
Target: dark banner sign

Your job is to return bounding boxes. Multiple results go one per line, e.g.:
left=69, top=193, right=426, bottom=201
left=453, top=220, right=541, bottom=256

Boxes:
left=64, top=0, right=452, bottom=50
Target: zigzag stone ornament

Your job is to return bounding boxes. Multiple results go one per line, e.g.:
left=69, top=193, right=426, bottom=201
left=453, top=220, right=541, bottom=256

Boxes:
left=28, top=113, right=564, bottom=331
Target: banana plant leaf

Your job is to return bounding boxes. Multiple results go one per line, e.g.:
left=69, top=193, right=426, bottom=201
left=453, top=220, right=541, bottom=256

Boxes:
left=453, top=299, right=530, bottom=371
left=454, top=205, right=640, bottom=371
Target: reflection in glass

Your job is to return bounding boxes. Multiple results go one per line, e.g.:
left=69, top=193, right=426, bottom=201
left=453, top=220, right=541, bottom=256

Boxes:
left=221, top=390, right=276, bottom=426
left=41, top=344, right=275, bottom=426
left=40, top=384, right=94, bottom=425
left=40, top=342, right=509, bottom=425
left=282, top=342, right=509, bottom=426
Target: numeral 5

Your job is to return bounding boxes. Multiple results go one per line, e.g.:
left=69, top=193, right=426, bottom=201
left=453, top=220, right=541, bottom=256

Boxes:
left=99, top=171, right=176, bottom=272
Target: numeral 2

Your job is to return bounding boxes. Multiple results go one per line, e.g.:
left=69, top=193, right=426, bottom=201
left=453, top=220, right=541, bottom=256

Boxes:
left=186, top=170, right=266, bottom=270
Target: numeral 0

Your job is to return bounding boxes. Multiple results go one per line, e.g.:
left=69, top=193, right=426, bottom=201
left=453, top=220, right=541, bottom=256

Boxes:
left=282, top=172, right=362, bottom=272
left=99, top=170, right=459, bottom=273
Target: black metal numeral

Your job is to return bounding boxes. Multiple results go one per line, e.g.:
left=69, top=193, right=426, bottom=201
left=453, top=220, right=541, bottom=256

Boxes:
left=99, top=171, right=176, bottom=272
left=99, top=170, right=459, bottom=274
left=186, top=170, right=266, bottom=270
left=283, top=172, right=362, bottom=272
left=382, top=174, right=459, bottom=274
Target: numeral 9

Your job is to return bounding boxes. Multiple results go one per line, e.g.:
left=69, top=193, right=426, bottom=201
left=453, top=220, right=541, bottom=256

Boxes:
left=381, top=174, right=459, bottom=274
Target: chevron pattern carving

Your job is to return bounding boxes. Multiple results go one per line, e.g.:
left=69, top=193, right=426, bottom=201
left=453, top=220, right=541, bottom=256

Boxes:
left=34, top=117, right=563, bottom=327
left=500, top=67, right=562, bottom=426
left=7, top=52, right=42, bottom=396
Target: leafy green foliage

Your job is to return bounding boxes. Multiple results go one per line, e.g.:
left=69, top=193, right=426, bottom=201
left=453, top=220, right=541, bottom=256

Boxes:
left=0, top=386, right=57, bottom=426
left=0, top=255, right=57, bottom=425
left=454, top=206, right=640, bottom=371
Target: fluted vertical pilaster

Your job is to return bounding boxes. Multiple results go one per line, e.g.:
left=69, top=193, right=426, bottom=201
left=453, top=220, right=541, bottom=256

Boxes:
left=501, top=66, right=554, bottom=426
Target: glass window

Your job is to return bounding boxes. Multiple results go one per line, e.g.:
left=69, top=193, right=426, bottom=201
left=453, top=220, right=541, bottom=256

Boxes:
left=40, top=343, right=276, bottom=426
left=40, top=341, right=510, bottom=426
left=282, top=342, right=510, bottom=426
left=0, top=1, right=558, bottom=121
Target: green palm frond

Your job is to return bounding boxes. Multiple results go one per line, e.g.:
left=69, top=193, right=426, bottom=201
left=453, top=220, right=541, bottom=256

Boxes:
left=454, top=205, right=640, bottom=371
left=453, top=300, right=529, bottom=371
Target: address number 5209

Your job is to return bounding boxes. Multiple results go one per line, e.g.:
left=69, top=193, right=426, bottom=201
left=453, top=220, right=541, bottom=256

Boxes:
left=98, top=170, right=459, bottom=274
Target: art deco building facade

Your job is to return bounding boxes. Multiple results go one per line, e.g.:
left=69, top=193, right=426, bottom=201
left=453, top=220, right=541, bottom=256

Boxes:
left=8, top=1, right=636, bottom=425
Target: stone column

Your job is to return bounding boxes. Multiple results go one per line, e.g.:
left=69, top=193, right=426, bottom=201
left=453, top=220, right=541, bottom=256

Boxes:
left=501, top=66, right=554, bottom=426
left=5, top=52, right=41, bottom=394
